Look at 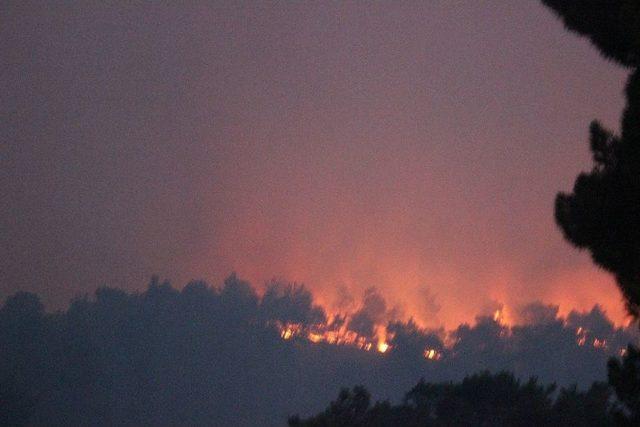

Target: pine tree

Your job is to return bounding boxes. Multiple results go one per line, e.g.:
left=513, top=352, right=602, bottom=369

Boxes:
left=542, top=2, right=640, bottom=423
left=542, top=0, right=640, bottom=315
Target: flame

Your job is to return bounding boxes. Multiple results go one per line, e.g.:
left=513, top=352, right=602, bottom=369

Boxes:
left=574, top=326, right=611, bottom=350
left=575, top=327, right=587, bottom=346
left=593, top=338, right=607, bottom=349
left=281, top=325, right=300, bottom=340
left=491, top=307, right=515, bottom=326
left=274, top=310, right=620, bottom=361
left=274, top=322, right=391, bottom=353
left=274, top=320, right=392, bottom=353
left=377, top=342, right=390, bottom=353
left=308, top=332, right=323, bottom=343
left=423, top=348, right=441, bottom=360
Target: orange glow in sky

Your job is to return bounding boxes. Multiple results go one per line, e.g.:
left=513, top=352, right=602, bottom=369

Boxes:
left=2, top=2, right=631, bottom=330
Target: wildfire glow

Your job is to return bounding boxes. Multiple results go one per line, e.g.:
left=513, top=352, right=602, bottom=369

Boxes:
left=281, top=326, right=298, bottom=340
left=308, top=332, right=323, bottom=343
left=274, top=320, right=392, bottom=353
left=593, top=338, right=607, bottom=349
left=423, top=348, right=441, bottom=360
left=576, top=327, right=587, bottom=346
left=273, top=304, right=630, bottom=361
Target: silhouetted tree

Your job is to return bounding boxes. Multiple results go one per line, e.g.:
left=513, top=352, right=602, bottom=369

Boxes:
left=608, top=345, right=640, bottom=426
left=260, top=280, right=326, bottom=326
left=541, top=2, right=640, bottom=424
left=0, top=292, right=48, bottom=426
left=289, top=386, right=373, bottom=427
left=291, top=372, right=614, bottom=426
left=552, top=382, right=613, bottom=426
left=432, top=372, right=556, bottom=426
left=541, top=1, right=640, bottom=67
left=541, top=0, right=640, bottom=315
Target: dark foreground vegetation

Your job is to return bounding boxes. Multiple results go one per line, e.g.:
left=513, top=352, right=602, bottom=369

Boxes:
left=293, top=347, right=640, bottom=426
left=290, top=371, right=616, bottom=427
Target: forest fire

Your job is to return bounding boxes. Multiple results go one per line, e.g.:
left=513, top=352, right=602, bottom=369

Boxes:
left=274, top=307, right=631, bottom=362
left=575, top=327, right=611, bottom=350
left=576, top=327, right=587, bottom=346
left=377, top=341, right=390, bottom=353
left=423, top=348, right=442, bottom=360
left=262, top=277, right=636, bottom=366
left=275, top=320, right=392, bottom=353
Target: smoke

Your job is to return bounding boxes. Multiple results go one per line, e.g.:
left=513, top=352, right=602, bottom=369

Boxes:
left=516, top=302, right=560, bottom=325
left=348, top=287, right=389, bottom=339
left=1, top=0, right=631, bottom=335
left=259, top=279, right=326, bottom=325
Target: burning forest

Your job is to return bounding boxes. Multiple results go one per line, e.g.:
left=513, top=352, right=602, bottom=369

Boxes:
left=265, top=280, right=636, bottom=366
left=3, top=274, right=636, bottom=426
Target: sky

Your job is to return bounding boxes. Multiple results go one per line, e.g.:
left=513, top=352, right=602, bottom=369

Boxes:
left=1, top=1, right=631, bottom=329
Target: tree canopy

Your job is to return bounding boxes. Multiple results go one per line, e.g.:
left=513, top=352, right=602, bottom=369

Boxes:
left=542, top=1, right=640, bottom=316
left=289, top=372, right=613, bottom=427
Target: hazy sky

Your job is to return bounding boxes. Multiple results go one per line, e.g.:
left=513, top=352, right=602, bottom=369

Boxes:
left=2, top=1, right=630, bottom=328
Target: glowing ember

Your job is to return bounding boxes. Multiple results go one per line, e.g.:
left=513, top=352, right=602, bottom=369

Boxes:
left=575, top=327, right=587, bottom=346
left=423, top=348, right=441, bottom=360
left=281, top=328, right=295, bottom=340
left=275, top=318, right=618, bottom=361
left=308, top=333, right=323, bottom=343
left=274, top=320, right=392, bottom=354
left=593, top=338, right=607, bottom=349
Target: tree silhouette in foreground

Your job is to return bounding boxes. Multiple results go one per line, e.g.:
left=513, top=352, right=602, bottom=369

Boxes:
left=541, top=1, right=640, bottom=425
left=289, top=371, right=613, bottom=427
left=541, top=0, right=640, bottom=315
left=608, top=345, right=640, bottom=426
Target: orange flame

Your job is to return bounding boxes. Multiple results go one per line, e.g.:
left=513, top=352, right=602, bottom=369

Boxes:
left=274, top=320, right=393, bottom=354
left=274, top=311, right=619, bottom=360
left=423, top=348, right=441, bottom=360
left=377, top=342, right=390, bottom=353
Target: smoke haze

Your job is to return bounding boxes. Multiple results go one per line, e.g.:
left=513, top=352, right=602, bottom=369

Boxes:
left=1, top=2, right=631, bottom=331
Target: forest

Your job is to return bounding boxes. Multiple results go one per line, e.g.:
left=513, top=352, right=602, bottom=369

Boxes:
left=1, top=275, right=638, bottom=426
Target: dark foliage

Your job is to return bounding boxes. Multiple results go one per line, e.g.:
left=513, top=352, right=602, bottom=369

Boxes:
left=542, top=1, right=640, bottom=316
left=290, top=371, right=614, bottom=427
left=0, top=277, right=634, bottom=425
left=541, top=3, right=640, bottom=426
left=608, top=345, right=640, bottom=425
left=541, top=0, right=640, bottom=67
